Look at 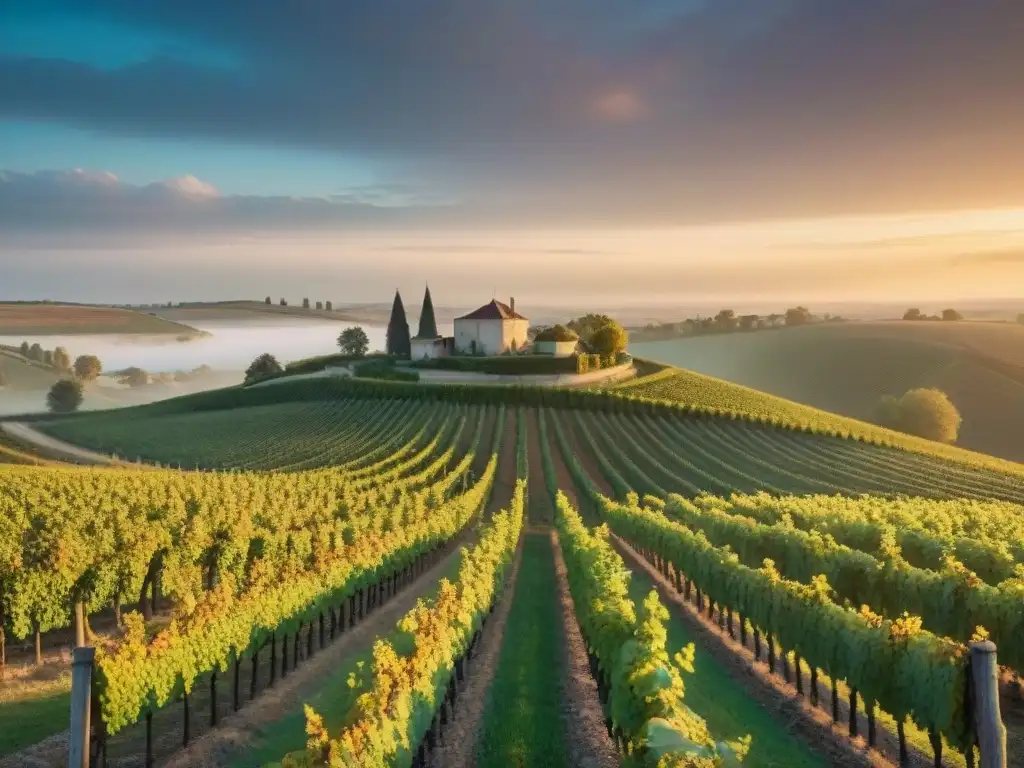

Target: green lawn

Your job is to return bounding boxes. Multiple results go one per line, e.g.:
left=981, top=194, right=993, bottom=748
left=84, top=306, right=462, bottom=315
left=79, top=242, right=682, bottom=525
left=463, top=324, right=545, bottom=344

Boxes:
left=624, top=567, right=828, bottom=768
left=242, top=552, right=465, bottom=768
left=476, top=532, right=568, bottom=767
left=0, top=675, right=72, bottom=758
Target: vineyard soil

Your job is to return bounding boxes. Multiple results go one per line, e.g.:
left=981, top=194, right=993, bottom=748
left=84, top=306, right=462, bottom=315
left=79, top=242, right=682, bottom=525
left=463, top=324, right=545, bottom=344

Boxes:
left=549, top=529, right=622, bottom=768
left=428, top=539, right=525, bottom=768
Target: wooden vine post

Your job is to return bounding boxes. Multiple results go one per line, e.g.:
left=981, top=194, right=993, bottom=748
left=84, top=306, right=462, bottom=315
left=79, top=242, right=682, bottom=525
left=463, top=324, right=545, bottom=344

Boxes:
left=970, top=641, right=1007, bottom=768
left=68, top=646, right=95, bottom=768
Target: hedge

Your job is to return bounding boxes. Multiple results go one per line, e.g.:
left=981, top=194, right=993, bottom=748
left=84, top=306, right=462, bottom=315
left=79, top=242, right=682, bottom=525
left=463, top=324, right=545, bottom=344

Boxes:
left=411, top=354, right=578, bottom=375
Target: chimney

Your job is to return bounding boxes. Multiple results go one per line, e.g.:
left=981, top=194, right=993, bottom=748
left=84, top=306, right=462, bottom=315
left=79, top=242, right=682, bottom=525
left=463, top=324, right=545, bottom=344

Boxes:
left=510, top=296, right=515, bottom=315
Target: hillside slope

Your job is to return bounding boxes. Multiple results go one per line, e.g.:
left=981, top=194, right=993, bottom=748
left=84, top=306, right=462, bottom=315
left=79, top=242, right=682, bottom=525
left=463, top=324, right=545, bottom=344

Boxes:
left=631, top=321, right=1024, bottom=462
left=0, top=303, right=202, bottom=335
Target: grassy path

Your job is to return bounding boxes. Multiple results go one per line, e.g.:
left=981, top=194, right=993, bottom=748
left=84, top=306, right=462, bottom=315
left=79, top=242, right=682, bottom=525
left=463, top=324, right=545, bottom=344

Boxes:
left=475, top=532, right=569, bottom=767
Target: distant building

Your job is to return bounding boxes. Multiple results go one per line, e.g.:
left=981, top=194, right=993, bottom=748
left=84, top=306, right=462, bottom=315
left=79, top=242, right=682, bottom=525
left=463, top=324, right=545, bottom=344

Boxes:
left=454, top=298, right=529, bottom=356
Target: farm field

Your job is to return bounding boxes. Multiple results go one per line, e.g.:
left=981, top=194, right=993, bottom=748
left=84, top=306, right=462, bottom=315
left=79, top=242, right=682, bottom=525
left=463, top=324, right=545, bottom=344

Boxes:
left=2, top=377, right=1022, bottom=768
left=0, top=303, right=202, bottom=336
left=630, top=320, right=1024, bottom=462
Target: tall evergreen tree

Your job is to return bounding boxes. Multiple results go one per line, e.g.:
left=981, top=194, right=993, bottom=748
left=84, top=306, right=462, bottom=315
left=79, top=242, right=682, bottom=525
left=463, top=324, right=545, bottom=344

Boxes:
left=386, top=290, right=411, bottom=357
left=417, top=285, right=439, bottom=339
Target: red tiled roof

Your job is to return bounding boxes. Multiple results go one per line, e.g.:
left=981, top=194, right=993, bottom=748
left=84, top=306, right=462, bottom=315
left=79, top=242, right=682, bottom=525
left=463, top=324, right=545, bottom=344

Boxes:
left=456, top=300, right=527, bottom=321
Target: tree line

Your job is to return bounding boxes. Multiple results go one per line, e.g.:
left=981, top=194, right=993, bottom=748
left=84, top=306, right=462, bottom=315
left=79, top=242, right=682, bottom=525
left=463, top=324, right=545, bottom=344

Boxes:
left=632, top=306, right=837, bottom=341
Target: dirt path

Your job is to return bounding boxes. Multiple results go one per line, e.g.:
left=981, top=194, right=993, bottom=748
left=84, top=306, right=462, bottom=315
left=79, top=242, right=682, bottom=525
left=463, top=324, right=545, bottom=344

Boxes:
left=0, top=422, right=118, bottom=465
left=524, top=408, right=554, bottom=523
left=428, top=543, right=524, bottom=768
left=610, top=535, right=942, bottom=768
left=550, top=530, right=621, bottom=768
left=483, top=408, right=519, bottom=518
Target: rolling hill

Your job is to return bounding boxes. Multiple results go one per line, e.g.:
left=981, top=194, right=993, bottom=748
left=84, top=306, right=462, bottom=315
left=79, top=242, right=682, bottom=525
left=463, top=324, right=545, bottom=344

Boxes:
left=630, top=320, right=1024, bottom=462
left=0, top=302, right=203, bottom=335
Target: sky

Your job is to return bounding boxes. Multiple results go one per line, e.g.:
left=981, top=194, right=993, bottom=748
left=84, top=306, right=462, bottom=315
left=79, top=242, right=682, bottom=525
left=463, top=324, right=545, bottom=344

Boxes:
left=2, top=1, right=1024, bottom=307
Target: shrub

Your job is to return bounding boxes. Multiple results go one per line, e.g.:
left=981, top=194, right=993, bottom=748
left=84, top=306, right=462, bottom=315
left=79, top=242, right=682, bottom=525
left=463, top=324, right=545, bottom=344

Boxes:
left=337, top=326, right=370, bottom=357
left=413, top=355, right=577, bottom=375
left=534, top=324, right=579, bottom=343
left=74, top=355, right=103, bottom=381
left=576, top=354, right=589, bottom=374
left=877, top=388, right=962, bottom=443
left=48, top=379, right=84, bottom=413
left=245, top=353, right=283, bottom=384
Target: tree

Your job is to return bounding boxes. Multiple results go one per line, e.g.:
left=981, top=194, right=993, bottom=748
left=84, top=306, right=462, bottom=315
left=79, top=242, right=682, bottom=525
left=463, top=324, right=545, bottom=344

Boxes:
left=280, top=298, right=288, bottom=306
left=28, top=343, right=44, bottom=362
left=52, top=346, right=72, bottom=373
left=19, top=341, right=29, bottom=357
left=119, top=367, right=150, bottom=387
left=338, top=326, right=370, bottom=357
left=942, top=308, right=963, bottom=322
left=876, top=388, right=962, bottom=443
left=74, top=355, right=103, bottom=381
left=417, top=285, right=440, bottom=339
left=325, top=301, right=333, bottom=311
left=43, top=350, right=53, bottom=366
left=47, top=379, right=84, bottom=413
left=315, top=301, right=323, bottom=310
left=589, top=319, right=628, bottom=358
left=784, top=306, right=812, bottom=326
left=302, top=298, right=310, bottom=309
left=714, top=309, right=737, bottom=331
left=903, top=308, right=923, bottom=321
left=568, top=314, right=615, bottom=347
left=245, top=353, right=282, bottom=383
left=265, top=296, right=272, bottom=305
left=386, top=290, right=411, bottom=357
left=739, top=314, right=759, bottom=331
left=766, top=313, right=783, bottom=328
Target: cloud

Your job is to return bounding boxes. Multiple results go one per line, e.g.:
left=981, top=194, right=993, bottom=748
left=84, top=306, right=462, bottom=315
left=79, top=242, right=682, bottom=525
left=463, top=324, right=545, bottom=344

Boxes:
left=2, top=2, right=1024, bottom=223
left=0, top=169, right=460, bottom=232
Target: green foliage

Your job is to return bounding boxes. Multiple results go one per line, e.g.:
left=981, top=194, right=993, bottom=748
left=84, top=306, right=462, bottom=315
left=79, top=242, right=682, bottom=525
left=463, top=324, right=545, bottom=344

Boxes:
left=413, top=354, right=578, bottom=375
left=616, top=362, right=1020, bottom=477
left=28, top=343, right=44, bottom=362
left=386, top=290, right=411, bottom=358
left=46, top=378, right=83, bottom=413
left=245, top=353, right=284, bottom=384
left=337, top=326, right=370, bottom=357
left=554, top=493, right=747, bottom=766
left=534, top=324, right=579, bottom=343
left=942, top=309, right=963, bottom=322
left=286, top=480, right=525, bottom=766
left=601, top=498, right=973, bottom=750
left=353, top=359, right=419, bottom=382
left=903, top=308, right=923, bottom=321
left=52, top=346, right=71, bottom=373
left=73, top=354, right=102, bottom=381
left=877, top=388, right=962, bottom=443
left=591, top=321, right=629, bottom=358
left=784, top=307, right=812, bottom=326
left=118, top=366, right=149, bottom=388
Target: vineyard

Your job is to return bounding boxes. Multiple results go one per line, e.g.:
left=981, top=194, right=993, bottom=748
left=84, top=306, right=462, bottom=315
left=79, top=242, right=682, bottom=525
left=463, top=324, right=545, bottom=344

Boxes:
left=1, top=375, right=1021, bottom=767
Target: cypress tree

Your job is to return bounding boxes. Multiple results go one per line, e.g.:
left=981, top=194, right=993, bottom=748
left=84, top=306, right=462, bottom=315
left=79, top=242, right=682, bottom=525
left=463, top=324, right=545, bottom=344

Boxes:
left=417, top=285, right=439, bottom=339
left=386, top=290, right=411, bottom=357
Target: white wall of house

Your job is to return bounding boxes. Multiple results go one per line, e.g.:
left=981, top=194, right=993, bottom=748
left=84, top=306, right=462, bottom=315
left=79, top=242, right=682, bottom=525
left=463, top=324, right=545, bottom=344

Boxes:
left=411, top=338, right=446, bottom=359
left=502, top=319, right=530, bottom=353
left=534, top=340, right=578, bottom=357
left=454, top=319, right=504, bottom=355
